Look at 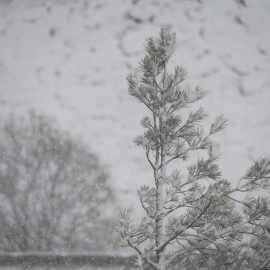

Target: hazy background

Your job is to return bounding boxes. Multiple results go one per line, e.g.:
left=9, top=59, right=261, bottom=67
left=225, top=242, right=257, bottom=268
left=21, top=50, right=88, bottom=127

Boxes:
left=0, top=0, right=269, bottom=256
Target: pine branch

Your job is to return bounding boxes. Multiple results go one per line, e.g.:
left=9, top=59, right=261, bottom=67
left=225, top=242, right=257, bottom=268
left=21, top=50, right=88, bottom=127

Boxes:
left=145, top=146, right=156, bottom=170
left=126, top=237, right=159, bottom=270
left=158, top=197, right=213, bottom=253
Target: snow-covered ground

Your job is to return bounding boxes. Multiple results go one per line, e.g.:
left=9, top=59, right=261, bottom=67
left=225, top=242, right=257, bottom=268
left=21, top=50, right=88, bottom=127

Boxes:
left=0, top=0, right=269, bottom=215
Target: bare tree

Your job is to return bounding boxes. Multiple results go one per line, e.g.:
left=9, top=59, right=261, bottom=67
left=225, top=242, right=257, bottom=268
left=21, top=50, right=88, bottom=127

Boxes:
left=0, top=112, right=114, bottom=252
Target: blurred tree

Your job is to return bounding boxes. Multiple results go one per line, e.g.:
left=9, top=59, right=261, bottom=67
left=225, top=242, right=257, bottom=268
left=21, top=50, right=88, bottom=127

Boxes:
left=0, top=112, right=114, bottom=252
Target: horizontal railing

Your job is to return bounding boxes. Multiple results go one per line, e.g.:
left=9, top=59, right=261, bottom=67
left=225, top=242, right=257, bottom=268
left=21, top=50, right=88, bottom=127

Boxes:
left=0, top=252, right=136, bottom=268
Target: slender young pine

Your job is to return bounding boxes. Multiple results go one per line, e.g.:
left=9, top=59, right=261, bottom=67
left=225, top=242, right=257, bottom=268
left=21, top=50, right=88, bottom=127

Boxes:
left=115, top=28, right=270, bottom=270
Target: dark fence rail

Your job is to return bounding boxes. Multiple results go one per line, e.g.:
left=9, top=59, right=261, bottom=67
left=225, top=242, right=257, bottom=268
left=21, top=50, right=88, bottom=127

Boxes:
left=0, top=252, right=136, bottom=268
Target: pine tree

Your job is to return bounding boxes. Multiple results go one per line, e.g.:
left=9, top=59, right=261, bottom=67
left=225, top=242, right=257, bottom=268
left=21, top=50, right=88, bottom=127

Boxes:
left=115, top=28, right=270, bottom=270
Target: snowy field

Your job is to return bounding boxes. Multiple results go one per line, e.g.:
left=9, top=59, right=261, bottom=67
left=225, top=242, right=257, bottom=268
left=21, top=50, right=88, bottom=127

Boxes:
left=0, top=0, right=269, bottom=218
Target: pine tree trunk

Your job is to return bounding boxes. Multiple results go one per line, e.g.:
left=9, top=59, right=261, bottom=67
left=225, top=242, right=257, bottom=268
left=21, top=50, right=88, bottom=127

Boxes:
left=156, top=139, right=166, bottom=270
left=155, top=62, right=168, bottom=270
left=157, top=145, right=166, bottom=270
